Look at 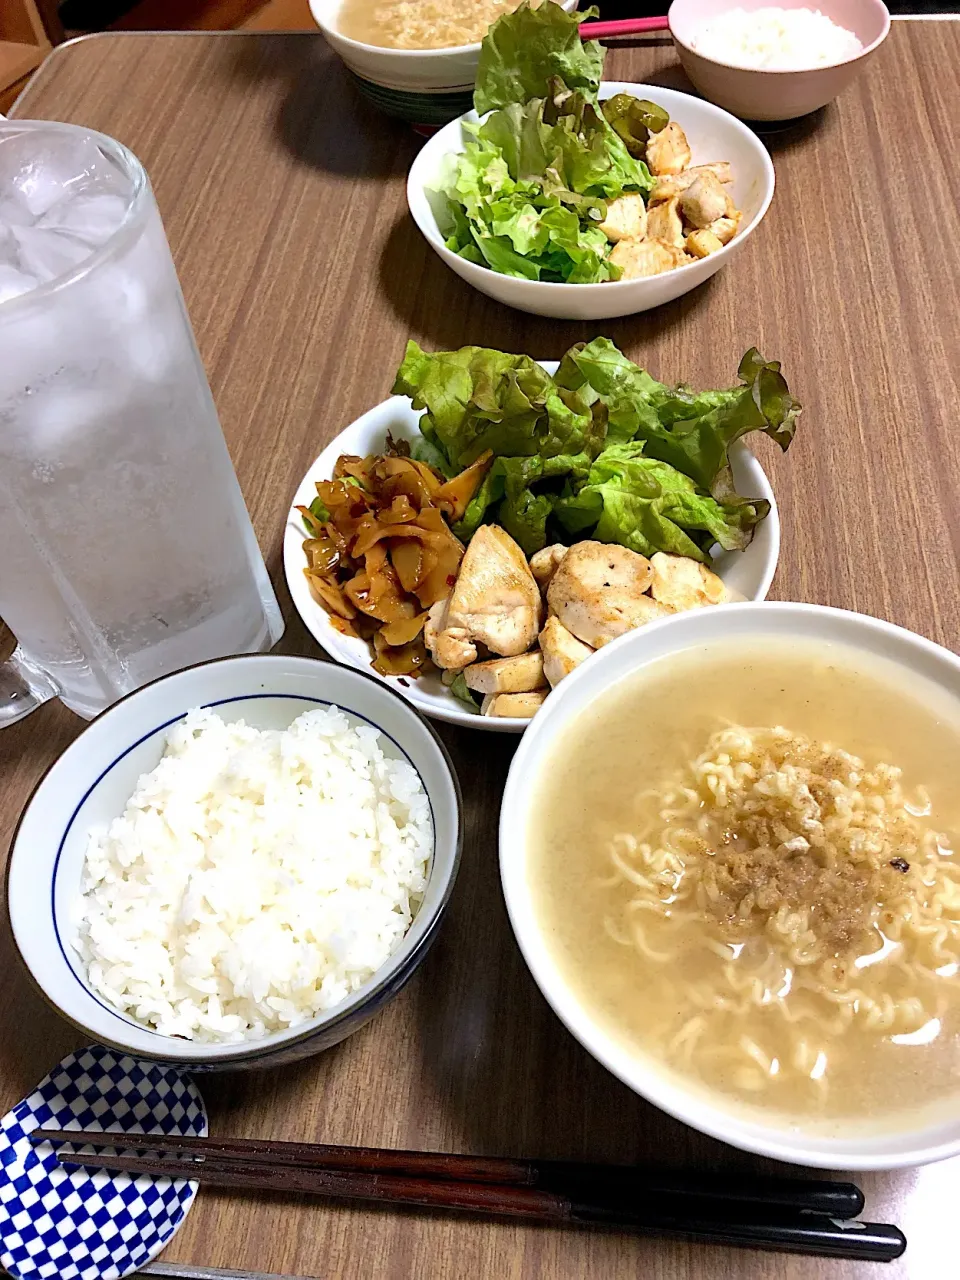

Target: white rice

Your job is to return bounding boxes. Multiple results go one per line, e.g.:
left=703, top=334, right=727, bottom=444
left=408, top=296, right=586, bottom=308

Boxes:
left=689, top=7, right=863, bottom=71
left=72, top=706, right=433, bottom=1043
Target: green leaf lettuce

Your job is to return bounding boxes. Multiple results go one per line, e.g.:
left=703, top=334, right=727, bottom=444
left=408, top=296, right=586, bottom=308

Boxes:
left=556, top=338, right=801, bottom=500
left=555, top=442, right=771, bottom=562
left=432, top=4, right=655, bottom=285
left=391, top=338, right=799, bottom=563
left=474, top=3, right=603, bottom=115
left=392, top=340, right=598, bottom=471
left=445, top=670, right=481, bottom=712
left=435, top=89, right=651, bottom=284
left=393, top=340, right=605, bottom=554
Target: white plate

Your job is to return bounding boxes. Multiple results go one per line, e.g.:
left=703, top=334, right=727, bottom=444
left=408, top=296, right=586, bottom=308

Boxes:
left=407, top=82, right=776, bottom=321
left=283, top=362, right=780, bottom=732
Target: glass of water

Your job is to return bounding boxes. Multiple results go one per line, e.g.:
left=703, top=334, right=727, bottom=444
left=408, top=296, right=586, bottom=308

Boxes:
left=0, top=120, right=284, bottom=726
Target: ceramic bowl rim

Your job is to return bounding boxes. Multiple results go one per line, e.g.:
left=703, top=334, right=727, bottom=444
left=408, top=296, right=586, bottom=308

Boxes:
left=309, top=0, right=578, bottom=60
left=5, top=652, right=464, bottom=1066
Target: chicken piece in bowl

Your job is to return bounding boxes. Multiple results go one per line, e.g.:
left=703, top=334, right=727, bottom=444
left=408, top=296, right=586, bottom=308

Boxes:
left=539, top=616, right=594, bottom=688
left=547, top=543, right=674, bottom=648
left=425, top=525, right=543, bottom=667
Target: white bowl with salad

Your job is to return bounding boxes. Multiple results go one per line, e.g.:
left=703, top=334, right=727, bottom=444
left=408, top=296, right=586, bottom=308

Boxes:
left=283, top=340, right=799, bottom=732
left=406, top=4, right=775, bottom=320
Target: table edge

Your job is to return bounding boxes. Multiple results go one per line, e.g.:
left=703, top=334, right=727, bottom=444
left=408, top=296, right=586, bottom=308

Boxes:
left=10, top=10, right=960, bottom=116
left=9, top=27, right=328, bottom=118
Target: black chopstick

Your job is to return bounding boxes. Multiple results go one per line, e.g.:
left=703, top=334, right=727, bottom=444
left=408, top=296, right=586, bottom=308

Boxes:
left=40, top=1143, right=906, bottom=1262
left=29, top=1129, right=864, bottom=1219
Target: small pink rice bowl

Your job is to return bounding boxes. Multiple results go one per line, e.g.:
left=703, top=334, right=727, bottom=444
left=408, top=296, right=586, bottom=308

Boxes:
left=668, top=0, right=890, bottom=121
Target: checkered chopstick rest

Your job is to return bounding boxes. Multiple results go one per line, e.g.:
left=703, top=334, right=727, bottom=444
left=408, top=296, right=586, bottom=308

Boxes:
left=0, top=1044, right=207, bottom=1280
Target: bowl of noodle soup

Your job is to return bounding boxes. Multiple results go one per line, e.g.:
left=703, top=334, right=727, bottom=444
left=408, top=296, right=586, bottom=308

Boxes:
left=310, top=0, right=578, bottom=126
left=500, top=602, right=960, bottom=1168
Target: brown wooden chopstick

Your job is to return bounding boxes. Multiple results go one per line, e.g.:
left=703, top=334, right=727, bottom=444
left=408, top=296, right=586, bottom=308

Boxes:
left=42, top=1145, right=906, bottom=1261
left=32, top=1131, right=905, bottom=1261
left=29, top=1128, right=864, bottom=1219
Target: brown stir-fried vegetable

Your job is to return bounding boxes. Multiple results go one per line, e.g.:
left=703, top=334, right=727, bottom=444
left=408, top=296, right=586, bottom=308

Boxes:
left=298, top=442, right=492, bottom=677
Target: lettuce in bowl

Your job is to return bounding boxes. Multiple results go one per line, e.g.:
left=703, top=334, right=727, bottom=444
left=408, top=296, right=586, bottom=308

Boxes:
left=433, top=3, right=664, bottom=285
left=393, top=337, right=800, bottom=558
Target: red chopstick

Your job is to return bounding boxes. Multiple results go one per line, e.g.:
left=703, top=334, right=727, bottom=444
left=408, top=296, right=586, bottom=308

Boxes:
left=579, top=17, right=670, bottom=38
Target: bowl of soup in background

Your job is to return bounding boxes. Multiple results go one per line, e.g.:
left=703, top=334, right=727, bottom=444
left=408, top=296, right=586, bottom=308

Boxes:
left=668, top=0, right=890, bottom=122
left=310, top=0, right=579, bottom=126
left=500, top=602, right=960, bottom=1169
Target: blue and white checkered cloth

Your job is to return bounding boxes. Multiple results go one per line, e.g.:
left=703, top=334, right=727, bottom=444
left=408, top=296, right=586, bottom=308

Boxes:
left=0, top=1044, right=207, bottom=1280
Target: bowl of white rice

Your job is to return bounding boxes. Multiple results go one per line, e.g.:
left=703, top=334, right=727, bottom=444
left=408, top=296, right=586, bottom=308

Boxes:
left=6, top=654, right=462, bottom=1069
left=668, top=0, right=890, bottom=122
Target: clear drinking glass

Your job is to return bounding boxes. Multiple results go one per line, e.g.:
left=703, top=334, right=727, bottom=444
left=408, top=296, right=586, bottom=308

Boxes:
left=0, top=121, right=283, bottom=726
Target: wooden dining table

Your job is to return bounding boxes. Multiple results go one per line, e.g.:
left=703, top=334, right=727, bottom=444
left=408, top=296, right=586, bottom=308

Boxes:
left=3, top=17, right=959, bottom=1279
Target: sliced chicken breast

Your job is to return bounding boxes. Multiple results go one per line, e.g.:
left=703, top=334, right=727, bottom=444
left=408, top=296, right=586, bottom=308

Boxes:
left=464, top=652, right=546, bottom=695
left=646, top=122, right=692, bottom=176
left=680, top=172, right=730, bottom=229
left=481, top=690, right=549, bottom=719
left=424, top=596, right=472, bottom=671
left=547, top=542, right=673, bottom=647
left=609, top=238, right=689, bottom=279
left=649, top=552, right=728, bottom=611
left=539, top=616, right=594, bottom=688
left=645, top=196, right=685, bottom=249
left=649, top=163, right=733, bottom=204
left=431, top=525, right=542, bottom=666
left=529, top=544, right=568, bottom=592
left=598, top=193, right=648, bottom=244
left=706, top=213, right=741, bottom=246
